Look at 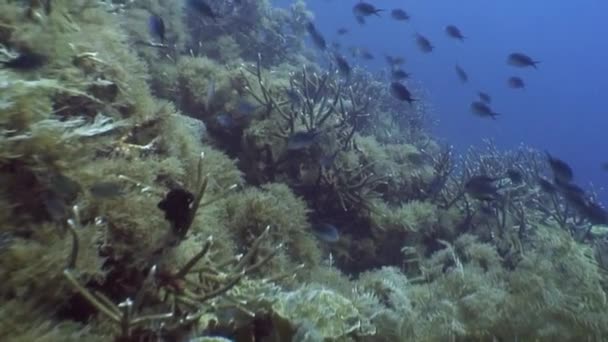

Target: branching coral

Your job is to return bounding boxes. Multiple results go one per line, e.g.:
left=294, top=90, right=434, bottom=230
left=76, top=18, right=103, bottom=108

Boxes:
left=64, top=218, right=280, bottom=340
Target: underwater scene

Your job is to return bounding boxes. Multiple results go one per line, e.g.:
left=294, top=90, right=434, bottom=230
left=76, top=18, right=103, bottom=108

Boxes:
left=1, top=0, right=608, bottom=341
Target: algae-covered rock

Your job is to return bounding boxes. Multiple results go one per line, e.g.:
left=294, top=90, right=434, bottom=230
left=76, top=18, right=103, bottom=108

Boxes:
left=272, top=286, right=376, bottom=340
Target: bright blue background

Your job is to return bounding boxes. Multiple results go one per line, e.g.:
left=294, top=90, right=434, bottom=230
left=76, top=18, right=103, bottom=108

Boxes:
left=274, top=0, right=608, bottom=203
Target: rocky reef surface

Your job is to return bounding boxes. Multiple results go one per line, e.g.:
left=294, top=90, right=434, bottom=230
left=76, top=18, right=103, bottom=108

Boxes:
left=0, top=1, right=607, bottom=341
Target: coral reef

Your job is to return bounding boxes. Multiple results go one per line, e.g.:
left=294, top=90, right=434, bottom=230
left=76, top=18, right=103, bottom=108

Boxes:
left=1, top=0, right=607, bottom=341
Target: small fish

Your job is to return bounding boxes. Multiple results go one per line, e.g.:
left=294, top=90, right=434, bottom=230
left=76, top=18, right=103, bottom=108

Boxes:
left=465, top=175, right=500, bottom=201
left=601, top=162, right=608, bottom=172
left=89, top=182, right=125, bottom=198
left=47, top=172, right=82, bottom=202
left=187, top=0, right=220, bottom=22
left=305, top=22, right=327, bottom=50
left=507, top=76, right=525, bottom=89
left=353, top=2, right=384, bottom=17
left=334, top=54, right=351, bottom=78
left=360, top=49, right=374, bottom=60
left=455, top=64, right=468, bottom=83
left=546, top=152, right=573, bottom=183
left=287, top=130, right=320, bottom=150
left=391, top=9, right=410, bottom=21
left=478, top=91, right=492, bottom=104
left=330, top=41, right=341, bottom=50
left=506, top=169, right=524, bottom=184
left=312, top=223, right=339, bottom=242
left=415, top=33, right=433, bottom=53
left=158, top=188, right=195, bottom=236
left=507, top=52, right=540, bottom=69
left=355, top=15, right=366, bottom=25
left=470, top=101, right=499, bottom=119
left=1, top=52, right=47, bottom=70
left=148, top=14, right=165, bottom=43
left=391, top=68, right=410, bottom=81
left=390, top=82, right=415, bottom=104
left=337, top=27, right=349, bottom=35
left=445, top=25, right=465, bottom=41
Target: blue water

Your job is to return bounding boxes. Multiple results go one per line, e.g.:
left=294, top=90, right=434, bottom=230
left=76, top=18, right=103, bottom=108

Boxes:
left=275, top=0, right=608, bottom=203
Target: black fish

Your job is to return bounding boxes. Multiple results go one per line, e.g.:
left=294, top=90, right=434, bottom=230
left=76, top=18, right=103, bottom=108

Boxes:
left=187, top=0, right=220, bottom=22
left=455, top=64, right=468, bottom=83
left=334, top=54, right=351, bottom=78
left=465, top=175, right=500, bottom=201
left=507, top=76, right=525, bottom=89
left=158, top=188, right=195, bottom=236
left=337, top=27, right=349, bottom=35
left=546, top=152, right=573, bottom=183
left=506, top=169, right=524, bottom=184
left=478, top=91, right=492, bottom=104
left=391, top=9, right=410, bottom=21
left=305, top=22, right=327, bottom=50
left=507, top=52, right=539, bottom=69
left=391, top=68, right=410, bottom=81
left=470, top=101, right=499, bottom=119
left=445, top=25, right=465, bottom=41
left=148, top=14, right=166, bottom=43
left=312, top=223, right=339, bottom=242
left=415, top=33, right=433, bottom=53
left=1, top=52, right=47, bottom=70
left=353, top=2, right=384, bottom=17
left=360, top=49, right=374, bottom=60
left=287, top=130, right=320, bottom=150
left=390, top=82, right=415, bottom=104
